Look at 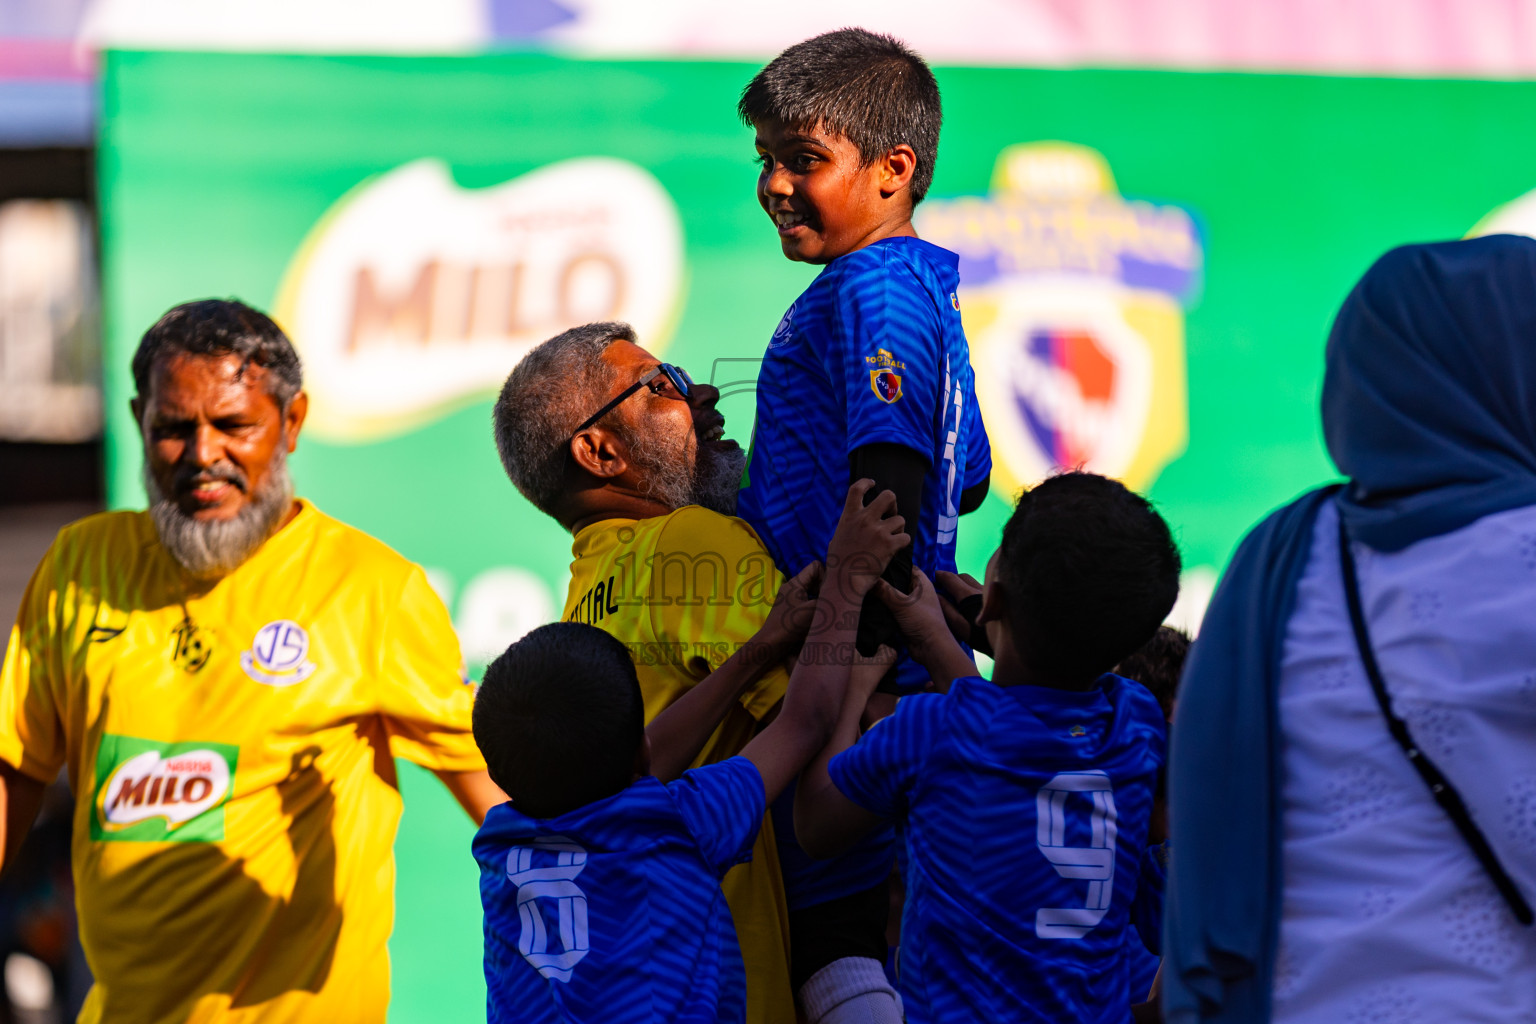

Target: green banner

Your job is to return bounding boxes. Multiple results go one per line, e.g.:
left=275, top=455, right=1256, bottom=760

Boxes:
left=99, top=50, right=1536, bottom=1019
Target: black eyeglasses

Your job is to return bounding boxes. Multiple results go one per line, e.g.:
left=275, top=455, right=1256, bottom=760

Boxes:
left=571, top=363, right=694, bottom=437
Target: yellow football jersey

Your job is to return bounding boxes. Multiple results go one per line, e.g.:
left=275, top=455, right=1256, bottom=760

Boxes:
left=0, top=500, right=484, bottom=1024
left=565, top=506, right=796, bottom=1024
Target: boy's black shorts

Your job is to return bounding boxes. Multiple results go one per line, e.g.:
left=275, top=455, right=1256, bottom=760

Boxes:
left=787, top=880, right=892, bottom=991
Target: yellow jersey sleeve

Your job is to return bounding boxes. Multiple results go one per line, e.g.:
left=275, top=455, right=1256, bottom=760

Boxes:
left=650, top=509, right=790, bottom=722
left=377, top=566, right=485, bottom=773
left=0, top=540, right=69, bottom=784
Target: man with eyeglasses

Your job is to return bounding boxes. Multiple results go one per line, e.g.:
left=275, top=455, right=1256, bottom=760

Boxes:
left=492, top=321, right=810, bottom=1024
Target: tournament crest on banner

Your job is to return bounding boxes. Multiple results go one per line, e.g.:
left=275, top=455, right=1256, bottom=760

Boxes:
left=917, top=142, right=1202, bottom=494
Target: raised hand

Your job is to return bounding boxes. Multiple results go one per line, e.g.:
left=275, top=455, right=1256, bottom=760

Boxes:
left=848, top=643, right=899, bottom=708
left=935, top=569, right=989, bottom=653
left=827, top=479, right=910, bottom=600
left=936, top=570, right=982, bottom=607
left=874, top=568, right=950, bottom=657
left=759, top=560, right=824, bottom=656
left=875, top=568, right=978, bottom=692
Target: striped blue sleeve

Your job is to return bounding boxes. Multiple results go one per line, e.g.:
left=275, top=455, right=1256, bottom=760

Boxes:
left=962, top=389, right=992, bottom=488
left=669, top=756, right=767, bottom=878
left=828, top=693, right=947, bottom=819
left=829, top=252, right=944, bottom=461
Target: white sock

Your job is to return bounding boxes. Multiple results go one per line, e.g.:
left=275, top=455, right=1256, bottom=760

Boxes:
left=799, top=956, right=904, bottom=1024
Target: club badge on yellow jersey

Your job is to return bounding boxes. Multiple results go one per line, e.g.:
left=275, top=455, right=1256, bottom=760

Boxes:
left=917, top=142, right=1203, bottom=493
left=240, top=619, right=318, bottom=686
left=169, top=617, right=214, bottom=674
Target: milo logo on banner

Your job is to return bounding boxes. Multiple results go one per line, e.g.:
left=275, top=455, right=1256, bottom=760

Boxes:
left=273, top=157, right=685, bottom=441
left=91, top=735, right=238, bottom=842
left=918, top=142, right=1202, bottom=493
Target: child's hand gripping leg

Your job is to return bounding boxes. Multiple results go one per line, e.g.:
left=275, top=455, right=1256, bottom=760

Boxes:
left=874, top=568, right=979, bottom=694
left=738, top=480, right=908, bottom=806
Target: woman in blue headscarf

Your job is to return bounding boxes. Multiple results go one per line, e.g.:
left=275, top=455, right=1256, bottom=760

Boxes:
left=1163, top=235, right=1536, bottom=1024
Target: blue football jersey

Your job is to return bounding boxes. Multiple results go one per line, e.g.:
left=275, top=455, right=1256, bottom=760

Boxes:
left=829, top=675, right=1166, bottom=1024
left=737, top=236, right=989, bottom=906
left=474, top=757, right=766, bottom=1024
left=767, top=788, right=895, bottom=911
left=738, top=235, right=991, bottom=595
left=1126, top=841, right=1168, bottom=1000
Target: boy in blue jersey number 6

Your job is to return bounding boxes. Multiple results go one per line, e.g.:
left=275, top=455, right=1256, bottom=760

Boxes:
left=797, top=472, right=1180, bottom=1024
left=733, top=29, right=992, bottom=1021
left=471, top=481, right=905, bottom=1024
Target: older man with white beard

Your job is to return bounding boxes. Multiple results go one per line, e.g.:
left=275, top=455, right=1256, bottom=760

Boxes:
left=494, top=321, right=817, bottom=1024
left=0, top=299, right=502, bottom=1024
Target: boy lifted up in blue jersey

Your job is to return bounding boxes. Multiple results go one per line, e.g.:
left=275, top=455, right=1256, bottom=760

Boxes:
left=471, top=481, right=905, bottom=1024
left=734, top=30, right=991, bottom=1021
left=797, top=472, right=1180, bottom=1024
left=737, top=28, right=991, bottom=685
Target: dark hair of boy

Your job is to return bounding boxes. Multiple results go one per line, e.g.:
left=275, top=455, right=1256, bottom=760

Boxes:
left=997, top=472, right=1181, bottom=685
left=1115, top=624, right=1191, bottom=722
left=474, top=622, right=645, bottom=820
left=737, top=27, right=942, bottom=205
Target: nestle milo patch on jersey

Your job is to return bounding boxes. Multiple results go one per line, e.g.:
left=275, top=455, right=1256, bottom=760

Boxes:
left=90, top=734, right=239, bottom=842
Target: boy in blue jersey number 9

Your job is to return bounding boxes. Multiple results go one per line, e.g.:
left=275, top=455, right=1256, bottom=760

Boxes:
left=797, top=472, right=1180, bottom=1024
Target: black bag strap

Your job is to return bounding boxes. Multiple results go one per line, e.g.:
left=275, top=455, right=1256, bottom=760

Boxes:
left=1336, top=517, right=1533, bottom=926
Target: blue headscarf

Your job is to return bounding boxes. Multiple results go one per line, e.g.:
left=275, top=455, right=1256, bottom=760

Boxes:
left=1164, top=235, right=1536, bottom=1023
left=1327, top=235, right=1536, bottom=550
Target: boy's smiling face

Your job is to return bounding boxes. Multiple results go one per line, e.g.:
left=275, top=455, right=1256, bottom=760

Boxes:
left=753, top=117, right=917, bottom=265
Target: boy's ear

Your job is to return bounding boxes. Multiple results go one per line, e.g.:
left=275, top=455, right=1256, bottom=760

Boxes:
left=569, top=427, right=630, bottom=480
left=878, top=144, right=918, bottom=199
left=977, top=578, right=1011, bottom=666
left=976, top=576, right=1006, bottom=626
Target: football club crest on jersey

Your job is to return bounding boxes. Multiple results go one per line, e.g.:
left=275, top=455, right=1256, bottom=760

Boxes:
left=171, top=617, right=212, bottom=673
left=865, top=348, right=906, bottom=404
left=769, top=303, right=796, bottom=348
left=917, top=142, right=1202, bottom=493
left=240, top=619, right=317, bottom=686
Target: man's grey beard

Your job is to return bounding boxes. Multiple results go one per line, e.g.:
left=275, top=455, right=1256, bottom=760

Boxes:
left=145, top=448, right=295, bottom=580
left=624, top=428, right=747, bottom=517
left=690, top=442, right=748, bottom=517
